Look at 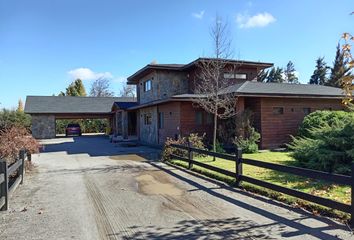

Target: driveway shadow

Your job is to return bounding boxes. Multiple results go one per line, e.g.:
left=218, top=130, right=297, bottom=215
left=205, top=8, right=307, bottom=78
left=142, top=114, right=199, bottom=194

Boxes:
left=146, top=161, right=350, bottom=240
left=41, top=135, right=161, bottom=158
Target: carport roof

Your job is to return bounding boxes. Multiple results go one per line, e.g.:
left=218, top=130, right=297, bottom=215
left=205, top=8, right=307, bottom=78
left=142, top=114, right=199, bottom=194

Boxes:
left=25, top=96, right=137, bottom=114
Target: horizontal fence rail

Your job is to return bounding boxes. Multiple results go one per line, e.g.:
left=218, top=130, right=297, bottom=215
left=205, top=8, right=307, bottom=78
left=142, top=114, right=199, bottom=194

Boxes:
left=0, top=149, right=28, bottom=211
left=168, top=143, right=354, bottom=227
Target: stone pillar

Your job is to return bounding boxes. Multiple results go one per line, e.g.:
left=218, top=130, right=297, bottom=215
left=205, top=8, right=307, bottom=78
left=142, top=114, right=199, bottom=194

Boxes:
left=31, top=114, right=56, bottom=139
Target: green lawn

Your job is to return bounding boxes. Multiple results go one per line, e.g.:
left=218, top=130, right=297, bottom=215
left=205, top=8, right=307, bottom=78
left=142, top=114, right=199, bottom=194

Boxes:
left=170, top=150, right=351, bottom=218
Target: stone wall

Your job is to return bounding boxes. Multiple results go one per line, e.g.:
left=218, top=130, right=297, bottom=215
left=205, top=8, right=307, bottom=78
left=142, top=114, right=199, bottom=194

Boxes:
left=138, top=70, right=189, bottom=104
left=31, top=114, right=56, bottom=139
left=138, top=106, right=158, bottom=144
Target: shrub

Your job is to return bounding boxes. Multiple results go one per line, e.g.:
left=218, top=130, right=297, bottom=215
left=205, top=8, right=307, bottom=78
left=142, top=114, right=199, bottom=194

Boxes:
left=0, top=126, right=40, bottom=164
left=162, top=133, right=206, bottom=161
left=0, top=109, right=31, bottom=132
left=234, top=127, right=260, bottom=153
left=298, top=110, right=354, bottom=138
left=288, top=111, right=354, bottom=174
left=215, top=140, right=225, bottom=153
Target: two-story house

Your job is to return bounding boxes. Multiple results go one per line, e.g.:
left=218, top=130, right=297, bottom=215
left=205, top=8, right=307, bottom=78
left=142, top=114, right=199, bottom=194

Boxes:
left=112, top=58, right=344, bottom=149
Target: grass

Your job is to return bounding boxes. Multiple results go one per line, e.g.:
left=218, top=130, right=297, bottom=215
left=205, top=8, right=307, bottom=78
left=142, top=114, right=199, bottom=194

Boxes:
left=169, top=150, right=351, bottom=220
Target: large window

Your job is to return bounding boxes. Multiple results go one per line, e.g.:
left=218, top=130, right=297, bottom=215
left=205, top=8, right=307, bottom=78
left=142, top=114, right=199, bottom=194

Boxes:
left=144, top=79, right=152, bottom=92
left=223, top=73, right=247, bottom=80
left=144, top=113, right=152, bottom=125
left=195, top=111, right=203, bottom=125
left=158, top=112, right=164, bottom=129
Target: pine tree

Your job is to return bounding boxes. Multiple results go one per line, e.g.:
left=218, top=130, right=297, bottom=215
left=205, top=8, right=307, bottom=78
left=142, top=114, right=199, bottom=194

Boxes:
left=257, top=69, right=268, bottom=82
left=65, top=79, right=87, bottom=96
left=309, top=57, right=328, bottom=85
left=284, top=61, right=299, bottom=84
left=266, top=67, right=284, bottom=83
left=326, top=44, right=351, bottom=87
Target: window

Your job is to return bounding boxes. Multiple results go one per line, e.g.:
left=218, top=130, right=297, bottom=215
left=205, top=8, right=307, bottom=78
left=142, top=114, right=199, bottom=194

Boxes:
left=144, top=79, right=152, bottom=92
left=303, top=108, right=311, bottom=115
left=206, top=113, right=213, bottom=124
left=273, top=107, right=284, bottom=115
left=144, top=113, right=152, bottom=125
left=195, top=111, right=203, bottom=125
left=223, top=73, right=247, bottom=80
left=158, top=112, right=164, bottom=129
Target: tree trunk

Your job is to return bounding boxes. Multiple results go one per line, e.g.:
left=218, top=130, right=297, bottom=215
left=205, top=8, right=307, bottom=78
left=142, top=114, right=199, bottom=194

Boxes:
left=213, top=112, right=218, bottom=161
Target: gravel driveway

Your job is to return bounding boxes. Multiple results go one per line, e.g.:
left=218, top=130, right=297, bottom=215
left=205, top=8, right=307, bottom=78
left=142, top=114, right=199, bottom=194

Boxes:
left=0, top=135, right=352, bottom=239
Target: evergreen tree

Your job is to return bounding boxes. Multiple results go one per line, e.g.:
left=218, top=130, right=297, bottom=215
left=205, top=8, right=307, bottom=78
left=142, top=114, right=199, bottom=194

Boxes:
left=309, top=57, right=328, bottom=85
left=266, top=67, right=284, bottom=83
left=257, top=69, right=268, bottom=82
left=65, top=79, right=87, bottom=96
left=326, top=44, right=351, bottom=87
left=284, top=61, right=299, bottom=84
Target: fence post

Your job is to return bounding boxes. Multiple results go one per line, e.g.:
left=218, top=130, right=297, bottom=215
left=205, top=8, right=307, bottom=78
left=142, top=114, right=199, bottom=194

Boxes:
left=235, top=148, right=243, bottom=187
left=0, top=160, right=8, bottom=211
left=19, top=149, right=26, bottom=184
left=350, top=163, right=354, bottom=228
left=27, top=152, right=32, bottom=162
left=188, top=141, right=193, bottom=169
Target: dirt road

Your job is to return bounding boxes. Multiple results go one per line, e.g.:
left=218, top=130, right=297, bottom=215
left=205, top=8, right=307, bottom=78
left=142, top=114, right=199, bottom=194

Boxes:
left=0, top=136, right=351, bottom=239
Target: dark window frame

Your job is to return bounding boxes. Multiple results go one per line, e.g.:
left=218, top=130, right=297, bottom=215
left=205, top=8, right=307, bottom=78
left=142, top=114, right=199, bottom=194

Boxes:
left=195, top=111, right=203, bottom=125
left=144, top=79, right=152, bottom=92
left=144, top=113, right=152, bottom=125
left=158, top=112, right=164, bottom=129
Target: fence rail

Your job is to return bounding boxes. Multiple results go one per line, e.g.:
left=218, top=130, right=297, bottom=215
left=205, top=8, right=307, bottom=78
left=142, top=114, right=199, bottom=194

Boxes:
left=169, top=143, right=354, bottom=227
left=0, top=149, right=28, bottom=211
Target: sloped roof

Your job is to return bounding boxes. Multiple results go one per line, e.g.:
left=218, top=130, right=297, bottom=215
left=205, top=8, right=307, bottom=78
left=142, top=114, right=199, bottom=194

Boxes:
left=172, top=81, right=345, bottom=99
left=127, top=58, right=273, bottom=83
left=25, top=96, right=136, bottom=114
left=113, top=101, right=139, bottom=110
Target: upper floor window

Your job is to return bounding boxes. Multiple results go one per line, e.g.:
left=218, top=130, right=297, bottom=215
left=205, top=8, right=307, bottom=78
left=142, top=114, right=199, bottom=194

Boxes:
left=224, top=73, right=247, bottom=80
left=144, top=79, right=152, bottom=92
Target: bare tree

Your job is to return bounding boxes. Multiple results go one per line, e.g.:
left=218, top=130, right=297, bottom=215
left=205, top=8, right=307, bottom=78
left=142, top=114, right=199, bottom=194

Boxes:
left=120, top=84, right=136, bottom=98
left=193, top=16, right=238, bottom=155
left=90, top=77, right=114, bottom=97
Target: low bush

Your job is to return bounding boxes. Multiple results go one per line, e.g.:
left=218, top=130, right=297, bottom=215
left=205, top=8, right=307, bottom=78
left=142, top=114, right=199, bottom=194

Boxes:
left=234, top=127, right=260, bottom=153
left=162, top=133, right=206, bottom=161
left=288, top=111, right=354, bottom=174
left=0, top=126, right=40, bottom=164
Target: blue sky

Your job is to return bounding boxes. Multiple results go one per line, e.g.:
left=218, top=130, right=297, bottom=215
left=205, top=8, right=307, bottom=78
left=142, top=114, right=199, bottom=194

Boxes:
left=0, top=0, right=353, bottom=108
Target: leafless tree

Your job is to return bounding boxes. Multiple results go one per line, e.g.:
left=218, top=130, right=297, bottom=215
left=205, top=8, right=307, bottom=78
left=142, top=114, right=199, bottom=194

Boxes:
left=193, top=16, right=238, bottom=155
left=120, top=84, right=136, bottom=98
left=90, top=77, right=114, bottom=97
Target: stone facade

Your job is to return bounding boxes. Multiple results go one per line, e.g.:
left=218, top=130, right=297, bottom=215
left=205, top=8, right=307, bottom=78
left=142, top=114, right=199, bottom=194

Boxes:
left=138, top=71, right=188, bottom=104
left=31, top=114, right=56, bottom=139
left=138, top=106, right=158, bottom=144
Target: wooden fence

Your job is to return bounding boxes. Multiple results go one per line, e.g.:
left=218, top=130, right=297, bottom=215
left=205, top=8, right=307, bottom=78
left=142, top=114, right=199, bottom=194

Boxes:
left=0, top=149, right=29, bottom=211
left=169, top=143, right=354, bottom=227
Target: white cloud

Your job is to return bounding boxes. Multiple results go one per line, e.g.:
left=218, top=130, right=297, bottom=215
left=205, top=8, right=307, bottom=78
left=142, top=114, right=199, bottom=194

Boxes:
left=192, top=10, right=205, bottom=19
left=112, top=76, right=127, bottom=83
left=67, top=68, right=113, bottom=81
left=236, top=12, right=276, bottom=28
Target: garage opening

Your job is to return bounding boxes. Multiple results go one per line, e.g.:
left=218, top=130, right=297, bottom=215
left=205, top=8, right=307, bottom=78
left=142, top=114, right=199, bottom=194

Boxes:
left=56, top=118, right=111, bottom=137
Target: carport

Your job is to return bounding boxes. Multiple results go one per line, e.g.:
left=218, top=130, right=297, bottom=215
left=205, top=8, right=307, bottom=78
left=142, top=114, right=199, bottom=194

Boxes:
left=24, top=96, right=136, bottom=139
